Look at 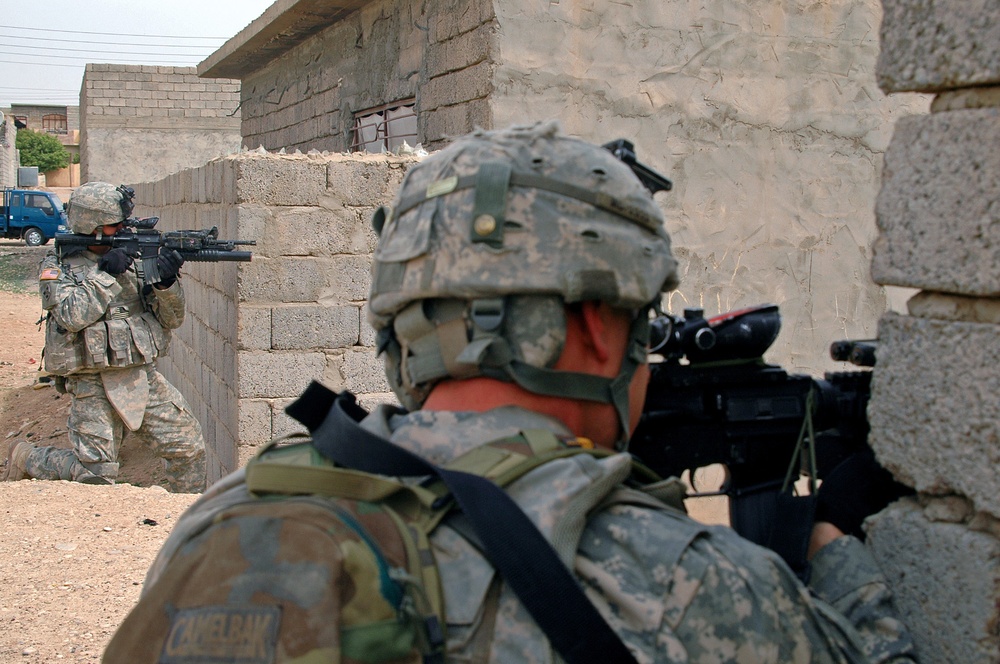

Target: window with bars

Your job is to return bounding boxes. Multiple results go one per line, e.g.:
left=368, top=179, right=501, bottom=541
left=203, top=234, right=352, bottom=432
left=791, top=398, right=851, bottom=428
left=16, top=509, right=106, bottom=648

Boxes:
left=351, top=101, right=417, bottom=153
left=42, top=114, right=67, bottom=133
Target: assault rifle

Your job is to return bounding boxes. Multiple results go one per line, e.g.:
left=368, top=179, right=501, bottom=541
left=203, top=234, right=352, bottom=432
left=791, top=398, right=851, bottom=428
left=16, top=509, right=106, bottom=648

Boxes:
left=54, top=216, right=255, bottom=285
left=630, top=304, right=886, bottom=575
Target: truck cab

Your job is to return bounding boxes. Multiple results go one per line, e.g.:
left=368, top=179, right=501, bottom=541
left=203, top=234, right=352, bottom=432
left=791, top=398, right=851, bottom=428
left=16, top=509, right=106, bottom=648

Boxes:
left=1, top=188, right=69, bottom=246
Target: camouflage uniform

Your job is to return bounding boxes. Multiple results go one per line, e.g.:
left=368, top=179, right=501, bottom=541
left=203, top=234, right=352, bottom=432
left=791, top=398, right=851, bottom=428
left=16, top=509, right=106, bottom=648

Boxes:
left=354, top=406, right=916, bottom=664
left=24, top=242, right=205, bottom=492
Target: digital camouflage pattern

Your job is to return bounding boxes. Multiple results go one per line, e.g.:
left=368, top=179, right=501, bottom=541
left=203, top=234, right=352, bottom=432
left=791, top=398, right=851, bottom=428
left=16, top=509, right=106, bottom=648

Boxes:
left=123, top=406, right=915, bottom=663
left=16, top=246, right=206, bottom=492
left=39, top=249, right=182, bottom=375
left=67, top=181, right=124, bottom=234
left=367, top=407, right=916, bottom=663
left=368, top=121, right=679, bottom=411
left=368, top=120, right=678, bottom=323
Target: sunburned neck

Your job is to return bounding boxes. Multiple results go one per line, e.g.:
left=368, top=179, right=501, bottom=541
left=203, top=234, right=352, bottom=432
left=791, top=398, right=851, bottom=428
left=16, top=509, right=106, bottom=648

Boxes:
left=423, top=377, right=619, bottom=449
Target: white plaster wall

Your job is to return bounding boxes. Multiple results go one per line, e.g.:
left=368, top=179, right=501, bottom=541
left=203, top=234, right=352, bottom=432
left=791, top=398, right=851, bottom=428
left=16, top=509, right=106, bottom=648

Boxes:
left=491, top=0, right=929, bottom=373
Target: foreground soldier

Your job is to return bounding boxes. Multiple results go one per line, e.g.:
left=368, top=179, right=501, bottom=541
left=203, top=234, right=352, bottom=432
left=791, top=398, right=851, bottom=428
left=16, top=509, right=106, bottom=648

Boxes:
left=3, top=182, right=205, bottom=492
left=106, top=122, right=913, bottom=661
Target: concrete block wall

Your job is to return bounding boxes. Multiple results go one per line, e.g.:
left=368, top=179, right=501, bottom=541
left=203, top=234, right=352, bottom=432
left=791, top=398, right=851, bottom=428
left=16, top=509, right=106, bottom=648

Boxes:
left=866, top=1, right=1000, bottom=660
left=133, top=150, right=414, bottom=481
left=81, top=65, right=242, bottom=185
left=238, top=0, right=494, bottom=152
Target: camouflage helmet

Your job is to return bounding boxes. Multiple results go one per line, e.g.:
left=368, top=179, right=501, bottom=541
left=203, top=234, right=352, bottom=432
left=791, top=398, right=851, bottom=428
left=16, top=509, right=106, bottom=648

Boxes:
left=368, top=121, right=679, bottom=442
left=67, top=182, right=125, bottom=234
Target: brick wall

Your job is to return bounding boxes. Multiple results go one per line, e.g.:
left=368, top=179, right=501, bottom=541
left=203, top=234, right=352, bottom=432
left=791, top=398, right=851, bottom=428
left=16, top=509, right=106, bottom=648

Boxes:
left=81, top=65, right=243, bottom=185
left=865, top=1, right=1000, bottom=660
left=133, top=150, right=413, bottom=481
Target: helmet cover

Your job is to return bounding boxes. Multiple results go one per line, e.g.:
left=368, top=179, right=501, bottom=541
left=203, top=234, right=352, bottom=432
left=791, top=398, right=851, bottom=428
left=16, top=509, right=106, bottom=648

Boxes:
left=369, top=120, right=680, bottom=419
left=68, top=181, right=125, bottom=234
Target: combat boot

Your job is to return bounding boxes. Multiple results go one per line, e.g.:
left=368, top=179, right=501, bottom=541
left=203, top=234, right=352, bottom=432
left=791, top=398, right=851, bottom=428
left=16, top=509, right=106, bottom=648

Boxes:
left=2, top=441, right=35, bottom=481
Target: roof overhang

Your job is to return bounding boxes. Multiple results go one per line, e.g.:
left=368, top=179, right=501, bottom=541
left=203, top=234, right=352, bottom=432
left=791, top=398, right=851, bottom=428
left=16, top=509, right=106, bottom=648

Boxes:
left=198, top=0, right=373, bottom=80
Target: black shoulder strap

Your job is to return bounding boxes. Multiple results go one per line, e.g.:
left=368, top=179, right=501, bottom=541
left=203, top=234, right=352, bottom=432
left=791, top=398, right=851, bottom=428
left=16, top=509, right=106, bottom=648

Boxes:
left=286, top=382, right=639, bottom=664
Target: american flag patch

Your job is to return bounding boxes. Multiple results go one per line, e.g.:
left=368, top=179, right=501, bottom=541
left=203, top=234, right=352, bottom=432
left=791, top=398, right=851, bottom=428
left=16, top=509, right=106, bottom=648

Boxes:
left=39, top=267, right=61, bottom=281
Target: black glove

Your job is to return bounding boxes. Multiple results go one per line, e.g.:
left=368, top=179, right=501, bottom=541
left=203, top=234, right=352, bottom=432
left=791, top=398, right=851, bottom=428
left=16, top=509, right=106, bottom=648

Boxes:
left=815, top=448, right=913, bottom=540
left=155, top=249, right=184, bottom=287
left=98, top=248, right=133, bottom=276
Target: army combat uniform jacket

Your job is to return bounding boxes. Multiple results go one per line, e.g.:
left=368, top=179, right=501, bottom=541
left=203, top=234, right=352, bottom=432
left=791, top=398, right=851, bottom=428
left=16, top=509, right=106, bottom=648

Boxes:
left=136, top=404, right=915, bottom=663
left=26, top=247, right=205, bottom=491
left=363, top=407, right=915, bottom=663
left=40, top=247, right=184, bottom=375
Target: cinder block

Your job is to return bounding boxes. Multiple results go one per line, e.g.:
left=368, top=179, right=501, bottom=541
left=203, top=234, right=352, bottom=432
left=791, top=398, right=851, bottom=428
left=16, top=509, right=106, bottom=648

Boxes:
left=872, top=109, right=1000, bottom=296
left=326, top=348, right=391, bottom=394
left=867, top=499, right=1000, bottom=663
left=272, top=398, right=310, bottom=439
left=357, top=392, right=401, bottom=412
left=235, top=155, right=329, bottom=205
left=325, top=255, right=374, bottom=302
left=238, top=351, right=326, bottom=399
left=236, top=304, right=271, bottom=350
left=426, top=22, right=493, bottom=79
left=238, top=257, right=334, bottom=303
left=869, top=313, right=1000, bottom=516
left=423, top=99, right=491, bottom=147
left=360, top=303, right=378, bottom=347
left=422, top=62, right=494, bottom=110
left=906, top=292, right=1000, bottom=325
left=878, top=0, right=1000, bottom=93
left=269, top=206, right=369, bottom=256
left=326, top=157, right=413, bottom=207
left=429, top=0, right=494, bottom=42
left=272, top=304, right=360, bottom=350
left=238, top=399, right=273, bottom=446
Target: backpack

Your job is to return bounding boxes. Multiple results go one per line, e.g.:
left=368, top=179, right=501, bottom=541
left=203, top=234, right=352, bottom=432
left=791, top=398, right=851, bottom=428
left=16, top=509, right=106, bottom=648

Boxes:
left=104, top=384, right=682, bottom=664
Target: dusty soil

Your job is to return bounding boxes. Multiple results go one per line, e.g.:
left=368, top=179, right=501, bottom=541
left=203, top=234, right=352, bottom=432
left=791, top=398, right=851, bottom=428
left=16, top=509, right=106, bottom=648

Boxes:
left=0, top=242, right=198, bottom=663
left=0, top=241, right=729, bottom=663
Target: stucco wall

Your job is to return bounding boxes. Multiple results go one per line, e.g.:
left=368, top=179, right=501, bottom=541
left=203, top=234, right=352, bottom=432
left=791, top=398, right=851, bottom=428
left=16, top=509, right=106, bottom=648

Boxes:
left=227, top=0, right=929, bottom=374
left=80, top=65, right=243, bottom=185
left=487, top=1, right=929, bottom=374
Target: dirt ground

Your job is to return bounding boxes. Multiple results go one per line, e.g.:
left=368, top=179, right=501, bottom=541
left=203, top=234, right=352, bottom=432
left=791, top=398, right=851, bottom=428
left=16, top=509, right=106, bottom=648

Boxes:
left=0, top=240, right=729, bottom=663
left=0, top=242, right=198, bottom=663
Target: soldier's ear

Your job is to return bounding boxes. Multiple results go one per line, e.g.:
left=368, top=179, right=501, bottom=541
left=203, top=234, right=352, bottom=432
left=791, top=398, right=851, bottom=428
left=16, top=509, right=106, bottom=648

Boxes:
left=577, top=302, right=611, bottom=363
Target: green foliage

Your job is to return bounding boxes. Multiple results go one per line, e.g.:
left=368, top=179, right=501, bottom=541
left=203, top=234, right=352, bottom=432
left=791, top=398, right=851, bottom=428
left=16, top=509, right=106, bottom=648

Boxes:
left=15, top=129, right=70, bottom=173
left=72, top=152, right=80, bottom=164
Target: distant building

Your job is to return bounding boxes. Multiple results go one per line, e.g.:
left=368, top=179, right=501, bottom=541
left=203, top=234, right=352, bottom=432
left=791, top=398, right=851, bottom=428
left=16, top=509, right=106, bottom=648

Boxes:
left=0, top=103, right=81, bottom=187
left=79, top=64, right=243, bottom=185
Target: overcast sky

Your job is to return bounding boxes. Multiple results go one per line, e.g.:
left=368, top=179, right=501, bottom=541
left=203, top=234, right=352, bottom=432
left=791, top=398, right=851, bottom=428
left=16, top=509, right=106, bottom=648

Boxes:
left=0, top=0, right=277, bottom=108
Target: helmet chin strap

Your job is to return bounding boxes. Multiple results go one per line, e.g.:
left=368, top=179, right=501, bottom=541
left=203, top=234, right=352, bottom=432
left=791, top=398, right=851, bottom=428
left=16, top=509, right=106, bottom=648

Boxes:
left=461, top=302, right=652, bottom=450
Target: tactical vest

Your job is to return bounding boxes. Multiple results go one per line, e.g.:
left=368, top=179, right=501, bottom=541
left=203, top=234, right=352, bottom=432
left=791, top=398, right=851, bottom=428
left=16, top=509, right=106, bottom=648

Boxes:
left=40, top=252, right=171, bottom=376
left=103, top=392, right=688, bottom=664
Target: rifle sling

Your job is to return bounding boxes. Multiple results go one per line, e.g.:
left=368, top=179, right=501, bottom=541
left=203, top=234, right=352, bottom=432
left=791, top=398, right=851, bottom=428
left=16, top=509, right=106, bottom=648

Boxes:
left=287, top=381, right=639, bottom=664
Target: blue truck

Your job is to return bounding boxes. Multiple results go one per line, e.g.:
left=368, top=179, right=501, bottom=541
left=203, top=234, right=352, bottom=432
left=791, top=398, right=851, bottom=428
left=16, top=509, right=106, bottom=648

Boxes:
left=0, top=188, right=68, bottom=246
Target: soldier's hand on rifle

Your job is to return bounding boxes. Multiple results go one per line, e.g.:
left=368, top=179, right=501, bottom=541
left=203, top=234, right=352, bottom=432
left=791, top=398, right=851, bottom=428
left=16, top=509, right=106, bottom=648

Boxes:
left=98, top=248, right=134, bottom=276
left=814, top=448, right=913, bottom=542
left=155, top=249, right=184, bottom=288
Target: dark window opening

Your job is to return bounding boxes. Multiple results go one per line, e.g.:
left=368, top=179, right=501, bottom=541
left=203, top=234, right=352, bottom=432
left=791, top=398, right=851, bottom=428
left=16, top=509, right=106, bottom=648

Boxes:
left=351, top=101, right=417, bottom=153
left=42, top=114, right=68, bottom=134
